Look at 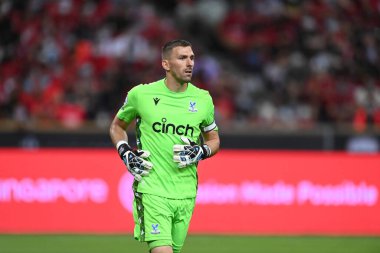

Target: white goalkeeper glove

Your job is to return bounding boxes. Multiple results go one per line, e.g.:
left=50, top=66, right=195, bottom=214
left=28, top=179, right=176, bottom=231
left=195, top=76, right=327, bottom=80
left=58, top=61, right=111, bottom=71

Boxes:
left=173, top=136, right=211, bottom=168
left=117, top=141, right=153, bottom=181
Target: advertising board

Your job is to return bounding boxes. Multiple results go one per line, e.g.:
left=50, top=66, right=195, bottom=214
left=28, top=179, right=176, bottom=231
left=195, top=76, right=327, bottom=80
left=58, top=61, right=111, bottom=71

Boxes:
left=1, top=149, right=379, bottom=234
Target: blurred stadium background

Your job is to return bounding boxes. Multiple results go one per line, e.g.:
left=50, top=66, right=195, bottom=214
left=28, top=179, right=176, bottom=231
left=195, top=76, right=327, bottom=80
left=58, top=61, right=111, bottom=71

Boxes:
left=1, top=0, right=380, bottom=252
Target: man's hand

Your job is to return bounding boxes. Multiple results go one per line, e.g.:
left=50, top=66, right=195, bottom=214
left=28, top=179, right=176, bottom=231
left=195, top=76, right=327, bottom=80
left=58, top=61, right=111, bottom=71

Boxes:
left=173, top=136, right=211, bottom=168
left=117, top=141, right=153, bottom=181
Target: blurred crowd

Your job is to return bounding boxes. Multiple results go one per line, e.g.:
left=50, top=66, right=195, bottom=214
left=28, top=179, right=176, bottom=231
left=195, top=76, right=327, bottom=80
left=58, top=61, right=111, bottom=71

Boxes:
left=0, top=0, right=380, bottom=132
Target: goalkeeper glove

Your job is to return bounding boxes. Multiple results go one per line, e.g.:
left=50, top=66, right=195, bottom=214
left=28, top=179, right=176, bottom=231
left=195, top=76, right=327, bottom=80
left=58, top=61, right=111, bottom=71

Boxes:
left=173, top=136, right=211, bottom=168
left=117, top=141, right=153, bottom=181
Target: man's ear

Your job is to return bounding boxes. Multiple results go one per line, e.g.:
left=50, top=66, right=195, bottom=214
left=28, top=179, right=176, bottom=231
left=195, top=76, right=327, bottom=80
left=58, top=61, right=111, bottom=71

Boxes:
left=162, top=60, right=170, bottom=72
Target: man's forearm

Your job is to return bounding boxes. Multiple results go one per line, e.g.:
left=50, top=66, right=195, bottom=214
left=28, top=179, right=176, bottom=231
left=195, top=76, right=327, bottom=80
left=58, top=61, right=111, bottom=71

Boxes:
left=204, top=139, right=220, bottom=157
left=202, top=130, right=220, bottom=158
left=109, top=118, right=129, bottom=147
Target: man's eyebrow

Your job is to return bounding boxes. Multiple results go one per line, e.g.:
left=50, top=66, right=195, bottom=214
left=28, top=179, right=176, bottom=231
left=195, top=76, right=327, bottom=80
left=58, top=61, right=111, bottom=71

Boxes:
left=178, top=54, right=195, bottom=58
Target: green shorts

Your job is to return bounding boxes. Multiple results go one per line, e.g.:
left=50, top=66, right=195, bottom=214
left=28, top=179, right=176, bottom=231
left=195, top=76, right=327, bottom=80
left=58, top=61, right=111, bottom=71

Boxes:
left=133, top=192, right=196, bottom=253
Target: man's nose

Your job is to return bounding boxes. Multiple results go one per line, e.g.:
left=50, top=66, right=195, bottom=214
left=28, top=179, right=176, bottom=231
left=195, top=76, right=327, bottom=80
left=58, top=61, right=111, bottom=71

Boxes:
left=186, top=58, right=194, bottom=66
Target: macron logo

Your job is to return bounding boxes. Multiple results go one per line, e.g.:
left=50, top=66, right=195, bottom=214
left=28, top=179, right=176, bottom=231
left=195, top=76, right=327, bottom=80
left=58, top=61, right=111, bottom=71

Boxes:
left=153, top=97, right=160, bottom=105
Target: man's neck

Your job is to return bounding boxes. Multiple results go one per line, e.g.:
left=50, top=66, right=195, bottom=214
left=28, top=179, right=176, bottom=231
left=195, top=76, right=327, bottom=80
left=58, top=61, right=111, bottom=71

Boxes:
left=164, top=77, right=188, bottom=92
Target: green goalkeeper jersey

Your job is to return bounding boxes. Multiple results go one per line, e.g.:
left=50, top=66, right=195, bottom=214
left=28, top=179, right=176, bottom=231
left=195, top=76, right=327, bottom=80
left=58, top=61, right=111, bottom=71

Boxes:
left=117, top=79, right=218, bottom=199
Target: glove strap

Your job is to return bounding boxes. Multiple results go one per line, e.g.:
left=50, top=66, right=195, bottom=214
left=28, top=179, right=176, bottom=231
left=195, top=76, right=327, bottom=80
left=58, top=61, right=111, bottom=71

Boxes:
left=116, top=140, right=132, bottom=159
left=201, top=144, right=211, bottom=159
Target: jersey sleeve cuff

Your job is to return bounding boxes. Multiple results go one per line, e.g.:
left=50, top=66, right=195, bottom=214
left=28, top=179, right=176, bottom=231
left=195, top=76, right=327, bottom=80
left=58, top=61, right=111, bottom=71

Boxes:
left=202, top=121, right=217, bottom=132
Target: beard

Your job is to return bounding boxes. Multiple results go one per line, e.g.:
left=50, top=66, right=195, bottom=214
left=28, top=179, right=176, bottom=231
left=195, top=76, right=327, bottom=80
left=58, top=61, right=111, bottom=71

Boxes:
left=173, top=71, right=192, bottom=84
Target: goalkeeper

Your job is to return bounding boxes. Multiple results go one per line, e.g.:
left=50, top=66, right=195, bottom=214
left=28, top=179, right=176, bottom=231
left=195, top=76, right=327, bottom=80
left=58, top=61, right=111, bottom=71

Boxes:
left=109, top=39, right=220, bottom=253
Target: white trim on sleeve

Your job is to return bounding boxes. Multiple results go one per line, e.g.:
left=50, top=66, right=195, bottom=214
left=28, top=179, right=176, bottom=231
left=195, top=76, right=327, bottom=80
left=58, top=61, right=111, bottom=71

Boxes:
left=202, top=121, right=217, bottom=132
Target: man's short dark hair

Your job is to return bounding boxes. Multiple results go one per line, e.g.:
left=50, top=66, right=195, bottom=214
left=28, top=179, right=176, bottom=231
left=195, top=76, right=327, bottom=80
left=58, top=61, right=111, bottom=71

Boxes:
left=162, top=39, right=192, bottom=59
